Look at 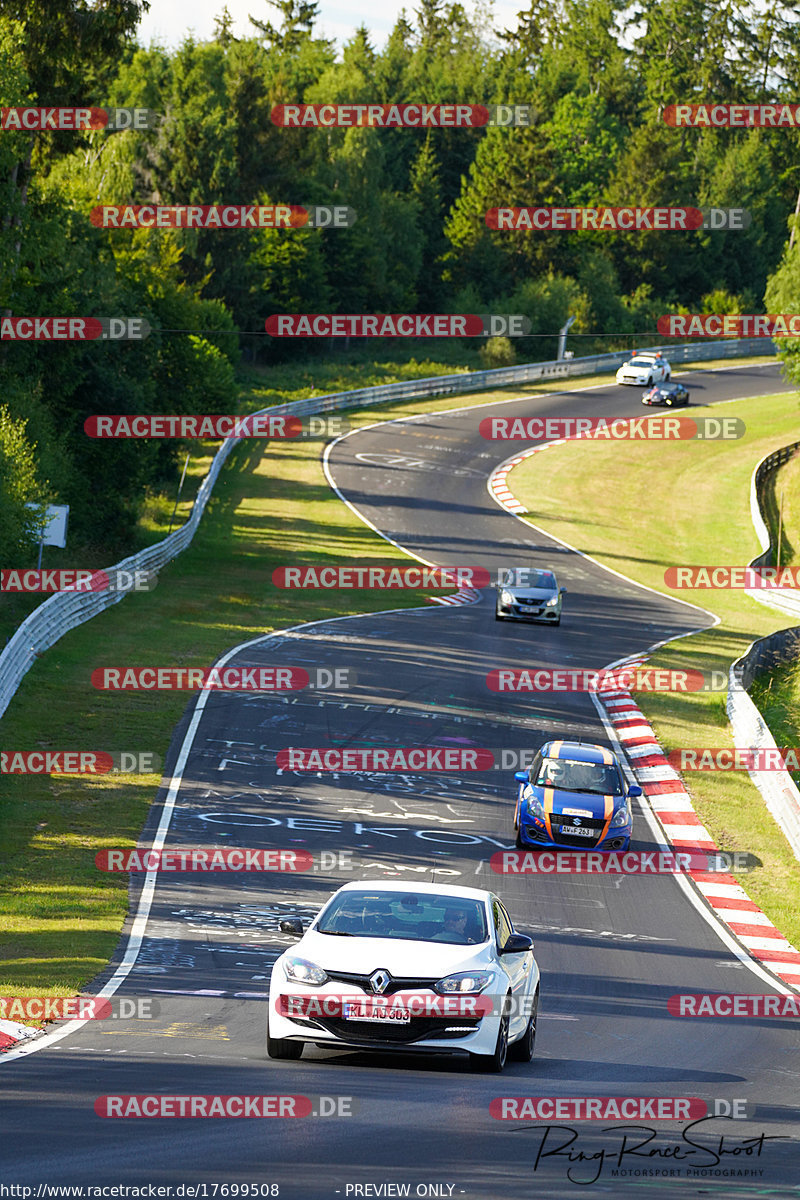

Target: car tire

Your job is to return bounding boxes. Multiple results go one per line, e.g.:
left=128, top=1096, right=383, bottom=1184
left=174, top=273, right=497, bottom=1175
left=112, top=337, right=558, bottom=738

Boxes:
left=646, top=375, right=653, bottom=385
left=515, top=827, right=524, bottom=848
left=471, top=1003, right=510, bottom=1073
left=495, top=610, right=504, bottom=621
left=267, top=1011, right=303, bottom=1060
left=553, top=617, right=561, bottom=626
left=510, top=990, right=538, bottom=1063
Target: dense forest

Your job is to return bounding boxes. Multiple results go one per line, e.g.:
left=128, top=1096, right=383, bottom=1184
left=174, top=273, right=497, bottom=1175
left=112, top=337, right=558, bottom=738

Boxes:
left=2, top=0, right=800, bottom=561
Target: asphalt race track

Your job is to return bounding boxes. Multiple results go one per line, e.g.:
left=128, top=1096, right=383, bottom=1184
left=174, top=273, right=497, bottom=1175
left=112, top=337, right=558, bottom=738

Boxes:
left=3, top=363, right=800, bottom=1198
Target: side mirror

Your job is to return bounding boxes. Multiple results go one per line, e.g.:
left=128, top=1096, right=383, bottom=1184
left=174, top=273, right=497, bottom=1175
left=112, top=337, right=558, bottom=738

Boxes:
left=628, top=784, right=643, bottom=797
left=501, top=933, right=533, bottom=954
left=514, top=770, right=528, bottom=783
left=559, top=587, right=567, bottom=594
left=279, top=919, right=304, bottom=936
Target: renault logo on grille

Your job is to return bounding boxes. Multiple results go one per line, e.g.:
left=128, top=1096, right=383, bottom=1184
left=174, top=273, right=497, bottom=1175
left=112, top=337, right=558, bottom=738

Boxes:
left=369, top=969, right=391, bottom=994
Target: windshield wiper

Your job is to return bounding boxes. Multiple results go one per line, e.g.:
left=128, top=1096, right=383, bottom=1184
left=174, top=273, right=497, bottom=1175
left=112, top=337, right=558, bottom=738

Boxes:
left=317, top=929, right=355, bottom=936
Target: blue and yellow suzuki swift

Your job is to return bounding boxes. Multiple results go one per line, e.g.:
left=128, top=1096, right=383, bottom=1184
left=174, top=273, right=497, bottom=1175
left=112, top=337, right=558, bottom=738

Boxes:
left=513, top=740, right=641, bottom=851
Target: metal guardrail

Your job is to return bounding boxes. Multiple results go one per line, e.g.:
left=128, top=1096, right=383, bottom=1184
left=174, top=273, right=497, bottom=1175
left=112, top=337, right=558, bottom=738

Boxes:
left=727, top=442, right=800, bottom=862
left=735, top=627, right=800, bottom=692
left=750, top=441, right=800, bottom=570
left=0, top=335, right=779, bottom=721
left=727, top=635, right=800, bottom=862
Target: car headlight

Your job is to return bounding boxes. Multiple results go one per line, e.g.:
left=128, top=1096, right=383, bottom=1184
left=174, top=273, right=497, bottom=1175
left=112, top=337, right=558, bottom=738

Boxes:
left=434, top=971, right=494, bottom=994
left=544, top=596, right=559, bottom=606
left=610, top=804, right=630, bottom=827
left=522, top=787, right=545, bottom=819
left=500, top=590, right=514, bottom=605
left=283, top=956, right=328, bottom=986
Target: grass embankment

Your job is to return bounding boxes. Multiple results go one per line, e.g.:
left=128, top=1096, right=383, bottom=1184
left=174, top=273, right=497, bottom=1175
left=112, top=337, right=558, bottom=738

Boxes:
left=0, top=352, right=782, bottom=999
left=0, top=351, right=481, bottom=646
left=0, top=424, right=427, bottom=997
left=507, top=388, right=800, bottom=946
left=749, top=446, right=800, bottom=768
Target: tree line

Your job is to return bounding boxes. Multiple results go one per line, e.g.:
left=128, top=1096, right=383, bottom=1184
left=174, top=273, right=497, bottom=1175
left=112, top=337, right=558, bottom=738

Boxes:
left=2, top=0, right=800, bottom=561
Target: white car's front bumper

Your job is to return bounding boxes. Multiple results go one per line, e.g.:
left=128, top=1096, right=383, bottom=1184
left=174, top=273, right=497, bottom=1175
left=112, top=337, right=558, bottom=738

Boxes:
left=268, top=978, right=516, bottom=1056
left=617, top=373, right=650, bottom=385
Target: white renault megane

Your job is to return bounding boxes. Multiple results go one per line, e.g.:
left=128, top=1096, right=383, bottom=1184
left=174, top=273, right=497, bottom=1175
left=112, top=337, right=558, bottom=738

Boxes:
left=267, top=881, right=539, bottom=1073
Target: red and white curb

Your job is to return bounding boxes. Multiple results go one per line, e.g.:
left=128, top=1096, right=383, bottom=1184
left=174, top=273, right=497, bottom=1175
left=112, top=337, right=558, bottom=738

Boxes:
left=491, top=437, right=800, bottom=988
left=599, top=685, right=800, bottom=990
left=429, top=587, right=482, bottom=607
left=0, top=1019, right=36, bottom=1051
left=489, top=442, right=568, bottom=514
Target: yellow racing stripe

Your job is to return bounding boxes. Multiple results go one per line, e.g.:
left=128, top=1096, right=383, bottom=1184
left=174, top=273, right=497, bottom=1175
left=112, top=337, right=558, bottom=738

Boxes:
left=542, top=785, right=555, bottom=840
left=598, top=793, right=614, bottom=842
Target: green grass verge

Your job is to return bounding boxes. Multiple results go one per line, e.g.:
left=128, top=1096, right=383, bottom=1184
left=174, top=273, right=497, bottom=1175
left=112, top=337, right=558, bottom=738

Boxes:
left=507, top=387, right=800, bottom=947
left=750, top=660, right=800, bottom=765
left=0, top=435, right=432, bottom=1000
left=0, top=352, right=783, bottom=1003
left=748, top=443, right=800, bottom=780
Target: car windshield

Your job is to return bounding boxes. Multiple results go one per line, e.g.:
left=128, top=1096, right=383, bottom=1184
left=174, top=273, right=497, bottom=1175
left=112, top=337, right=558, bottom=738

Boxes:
left=534, top=757, right=623, bottom=795
left=630, top=357, right=654, bottom=366
left=315, top=891, right=489, bottom=944
left=500, top=569, right=556, bottom=589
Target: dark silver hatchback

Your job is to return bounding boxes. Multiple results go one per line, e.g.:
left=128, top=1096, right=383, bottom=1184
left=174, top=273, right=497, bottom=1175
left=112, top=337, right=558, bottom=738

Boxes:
left=495, top=567, right=566, bottom=624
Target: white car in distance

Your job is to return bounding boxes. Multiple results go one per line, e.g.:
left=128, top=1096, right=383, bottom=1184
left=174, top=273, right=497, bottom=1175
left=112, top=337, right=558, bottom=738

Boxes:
left=615, top=352, right=671, bottom=386
left=267, top=880, right=540, bottom=1073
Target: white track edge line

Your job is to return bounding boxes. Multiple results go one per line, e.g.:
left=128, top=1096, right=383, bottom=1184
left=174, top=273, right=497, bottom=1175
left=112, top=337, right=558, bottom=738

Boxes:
left=0, top=601, right=441, bottom=1066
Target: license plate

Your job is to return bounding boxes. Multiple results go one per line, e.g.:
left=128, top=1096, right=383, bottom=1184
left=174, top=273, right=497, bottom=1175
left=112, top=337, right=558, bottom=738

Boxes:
left=519, top=605, right=541, bottom=614
left=560, top=825, right=594, bottom=838
left=343, top=1003, right=411, bottom=1024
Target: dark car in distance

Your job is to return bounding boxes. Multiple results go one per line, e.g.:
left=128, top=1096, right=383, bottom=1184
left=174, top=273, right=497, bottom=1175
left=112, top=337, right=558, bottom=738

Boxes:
left=641, top=382, right=690, bottom=407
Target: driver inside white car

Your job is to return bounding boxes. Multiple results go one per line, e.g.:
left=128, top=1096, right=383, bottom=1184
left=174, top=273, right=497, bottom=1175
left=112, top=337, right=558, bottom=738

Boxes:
left=431, top=907, right=471, bottom=943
